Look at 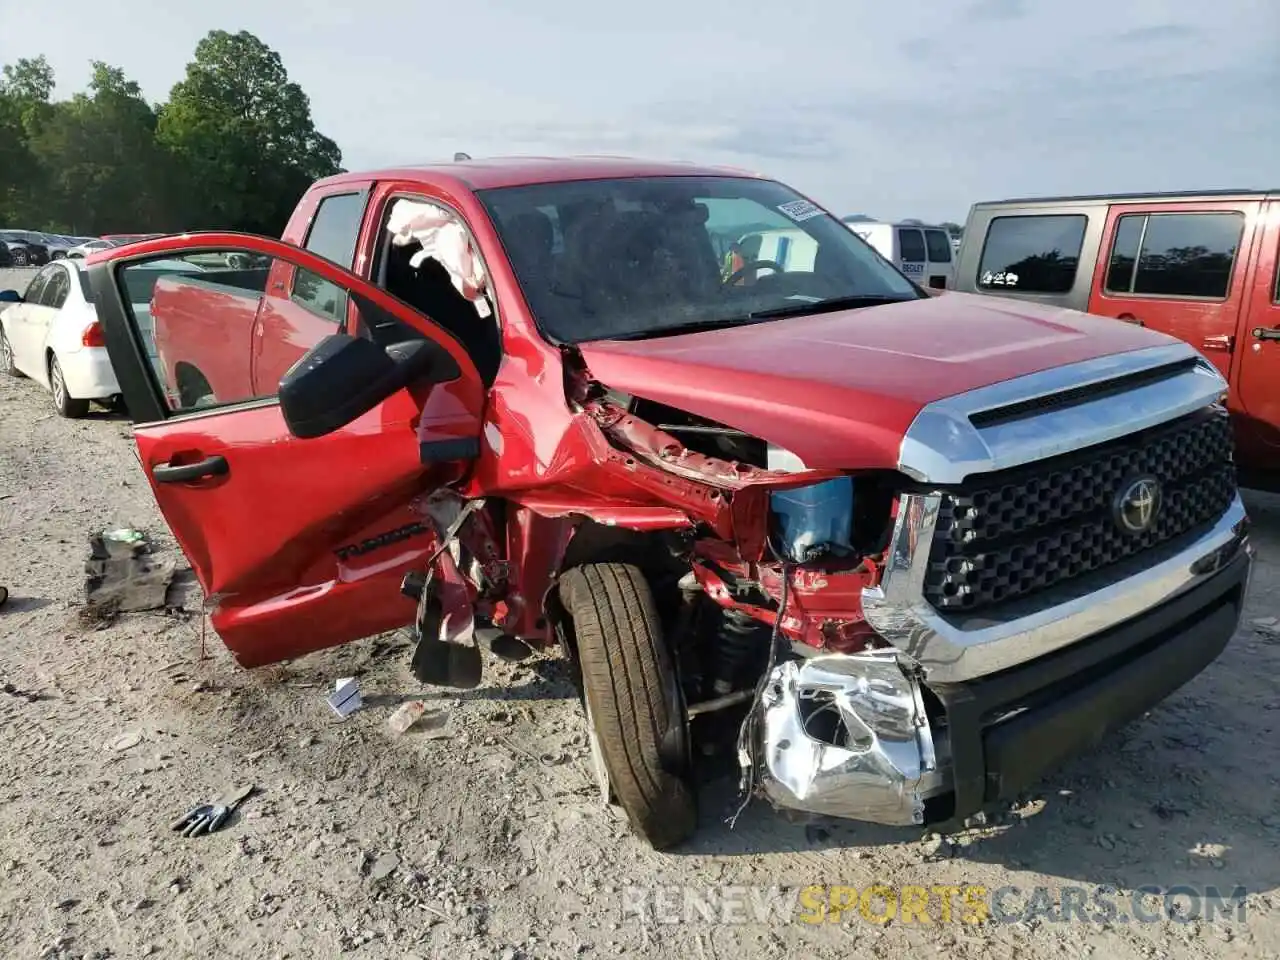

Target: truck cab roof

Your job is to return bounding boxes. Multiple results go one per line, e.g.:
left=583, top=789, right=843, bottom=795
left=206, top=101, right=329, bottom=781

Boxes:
left=311, top=156, right=765, bottom=192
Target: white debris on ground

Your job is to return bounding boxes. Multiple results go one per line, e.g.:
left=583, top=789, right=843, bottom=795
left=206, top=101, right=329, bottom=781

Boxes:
left=2, top=358, right=1280, bottom=959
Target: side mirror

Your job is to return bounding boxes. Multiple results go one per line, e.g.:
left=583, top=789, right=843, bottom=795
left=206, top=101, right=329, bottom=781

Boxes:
left=0, top=290, right=22, bottom=304
left=279, top=331, right=460, bottom=439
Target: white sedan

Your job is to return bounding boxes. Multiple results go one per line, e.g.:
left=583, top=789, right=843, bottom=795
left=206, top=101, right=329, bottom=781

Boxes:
left=0, top=260, right=120, bottom=416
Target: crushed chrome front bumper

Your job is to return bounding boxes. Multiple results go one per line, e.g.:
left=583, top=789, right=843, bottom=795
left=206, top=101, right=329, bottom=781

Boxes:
left=758, top=651, right=945, bottom=826
left=754, top=526, right=1252, bottom=827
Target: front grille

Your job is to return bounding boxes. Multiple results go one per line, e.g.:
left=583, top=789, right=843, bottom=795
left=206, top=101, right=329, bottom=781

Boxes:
left=924, top=407, right=1236, bottom=613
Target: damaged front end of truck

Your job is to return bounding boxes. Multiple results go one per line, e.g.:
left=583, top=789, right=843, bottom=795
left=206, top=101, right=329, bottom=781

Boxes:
left=556, top=362, right=950, bottom=829
left=403, top=334, right=1249, bottom=848
left=541, top=341, right=1246, bottom=840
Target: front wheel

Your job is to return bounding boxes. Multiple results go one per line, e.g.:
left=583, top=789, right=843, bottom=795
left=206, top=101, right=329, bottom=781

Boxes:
left=49, top=355, right=89, bottom=418
left=559, top=562, right=697, bottom=849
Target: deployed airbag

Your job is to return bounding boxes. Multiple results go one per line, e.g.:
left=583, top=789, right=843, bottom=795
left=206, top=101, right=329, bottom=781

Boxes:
left=385, top=199, right=491, bottom=318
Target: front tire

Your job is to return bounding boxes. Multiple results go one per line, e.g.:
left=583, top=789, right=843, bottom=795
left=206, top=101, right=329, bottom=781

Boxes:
left=49, top=356, right=89, bottom=418
left=559, top=562, right=697, bottom=850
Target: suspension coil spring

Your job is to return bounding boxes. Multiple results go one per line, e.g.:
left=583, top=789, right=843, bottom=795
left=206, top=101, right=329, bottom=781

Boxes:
left=711, top=608, right=768, bottom=695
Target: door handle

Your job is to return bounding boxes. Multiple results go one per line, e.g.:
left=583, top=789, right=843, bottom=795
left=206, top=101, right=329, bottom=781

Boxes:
left=1202, top=334, right=1234, bottom=352
left=152, top=455, right=229, bottom=483
left=1253, top=326, right=1280, bottom=342
left=1117, top=313, right=1144, bottom=326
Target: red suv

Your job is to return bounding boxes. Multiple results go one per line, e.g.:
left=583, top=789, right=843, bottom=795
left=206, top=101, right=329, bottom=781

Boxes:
left=956, top=190, right=1280, bottom=490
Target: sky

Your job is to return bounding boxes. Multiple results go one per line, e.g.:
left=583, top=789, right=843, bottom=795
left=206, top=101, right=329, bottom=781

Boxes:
left=1, top=0, right=1276, bottom=223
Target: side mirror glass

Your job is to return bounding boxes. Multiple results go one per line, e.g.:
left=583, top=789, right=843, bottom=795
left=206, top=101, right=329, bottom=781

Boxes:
left=279, top=330, right=460, bottom=439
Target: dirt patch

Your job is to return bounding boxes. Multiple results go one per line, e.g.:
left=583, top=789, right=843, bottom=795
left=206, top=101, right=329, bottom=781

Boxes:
left=1, top=370, right=1278, bottom=958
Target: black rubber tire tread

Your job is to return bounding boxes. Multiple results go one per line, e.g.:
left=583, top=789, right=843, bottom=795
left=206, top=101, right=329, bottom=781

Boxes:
left=560, top=562, right=697, bottom=850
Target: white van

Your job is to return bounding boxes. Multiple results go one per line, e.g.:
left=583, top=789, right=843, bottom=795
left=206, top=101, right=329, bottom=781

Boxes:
left=840, top=219, right=956, bottom=289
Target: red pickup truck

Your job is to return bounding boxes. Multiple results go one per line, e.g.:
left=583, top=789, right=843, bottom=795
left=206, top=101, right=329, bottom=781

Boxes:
left=85, top=158, right=1253, bottom=849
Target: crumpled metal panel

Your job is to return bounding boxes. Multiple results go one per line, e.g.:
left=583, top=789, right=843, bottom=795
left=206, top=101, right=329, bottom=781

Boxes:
left=758, top=650, right=937, bottom=825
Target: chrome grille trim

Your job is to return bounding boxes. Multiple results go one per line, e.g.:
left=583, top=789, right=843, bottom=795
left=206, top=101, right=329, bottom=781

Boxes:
left=898, top=343, right=1227, bottom=485
left=861, top=493, right=1250, bottom=684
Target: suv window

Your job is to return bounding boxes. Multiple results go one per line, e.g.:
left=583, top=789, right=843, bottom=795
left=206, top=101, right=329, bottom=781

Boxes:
left=40, top=268, right=70, bottom=308
left=897, top=228, right=926, bottom=262
left=977, top=214, right=1087, bottom=293
left=294, top=191, right=367, bottom=321
left=924, top=229, right=952, bottom=263
left=1104, top=212, right=1244, bottom=300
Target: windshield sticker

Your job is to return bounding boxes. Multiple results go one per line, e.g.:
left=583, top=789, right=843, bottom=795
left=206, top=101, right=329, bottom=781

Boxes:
left=777, top=200, right=823, bottom=222
left=981, top=270, right=1020, bottom=287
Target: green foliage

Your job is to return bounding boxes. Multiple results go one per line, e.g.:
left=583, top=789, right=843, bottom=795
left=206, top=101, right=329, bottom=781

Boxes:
left=0, top=33, right=342, bottom=235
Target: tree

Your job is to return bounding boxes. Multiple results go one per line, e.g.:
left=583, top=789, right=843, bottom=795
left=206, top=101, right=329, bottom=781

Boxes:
left=28, top=62, right=187, bottom=233
left=940, top=221, right=964, bottom=239
left=157, top=30, right=343, bottom=234
left=0, top=56, right=55, bottom=224
left=2, top=55, right=54, bottom=104
left=0, top=34, right=342, bottom=235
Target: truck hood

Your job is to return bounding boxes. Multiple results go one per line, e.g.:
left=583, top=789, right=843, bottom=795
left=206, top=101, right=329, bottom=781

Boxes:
left=576, top=292, right=1173, bottom=471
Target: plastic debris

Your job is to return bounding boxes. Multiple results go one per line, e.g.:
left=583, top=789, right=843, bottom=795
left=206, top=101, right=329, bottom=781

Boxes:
left=327, top=677, right=362, bottom=719
left=103, top=528, right=147, bottom=546
left=108, top=731, right=143, bottom=752
left=388, top=700, right=428, bottom=735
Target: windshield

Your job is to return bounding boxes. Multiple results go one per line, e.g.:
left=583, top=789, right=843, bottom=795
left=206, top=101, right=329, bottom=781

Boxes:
left=477, top=176, right=921, bottom=343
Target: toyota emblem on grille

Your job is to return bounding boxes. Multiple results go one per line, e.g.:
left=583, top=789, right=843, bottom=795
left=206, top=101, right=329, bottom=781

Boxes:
left=1114, top=476, right=1162, bottom=535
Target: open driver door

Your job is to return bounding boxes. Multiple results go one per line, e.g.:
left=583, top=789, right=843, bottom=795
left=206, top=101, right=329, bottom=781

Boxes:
left=84, top=233, right=486, bottom=667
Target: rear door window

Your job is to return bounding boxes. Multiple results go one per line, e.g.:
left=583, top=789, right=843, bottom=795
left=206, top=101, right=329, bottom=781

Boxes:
left=294, top=191, right=368, bottom=320
left=22, top=267, right=54, bottom=304
left=977, top=214, right=1088, bottom=293
left=40, top=269, right=70, bottom=308
left=897, top=228, right=926, bottom=262
left=924, top=229, right=953, bottom=263
left=1103, top=212, right=1244, bottom=300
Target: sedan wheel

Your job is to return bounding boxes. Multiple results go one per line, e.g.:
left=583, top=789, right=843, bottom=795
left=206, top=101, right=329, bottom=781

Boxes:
left=0, top=327, right=19, bottom=377
left=49, top=356, right=89, bottom=418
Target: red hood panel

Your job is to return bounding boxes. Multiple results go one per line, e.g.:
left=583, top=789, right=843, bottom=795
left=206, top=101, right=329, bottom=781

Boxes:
left=577, top=293, right=1173, bottom=471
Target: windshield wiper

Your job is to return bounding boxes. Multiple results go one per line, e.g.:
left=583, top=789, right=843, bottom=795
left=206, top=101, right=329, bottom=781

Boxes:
left=745, top=294, right=917, bottom=320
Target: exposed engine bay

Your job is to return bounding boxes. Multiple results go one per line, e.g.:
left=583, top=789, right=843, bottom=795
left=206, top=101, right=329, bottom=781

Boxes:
left=562, top=381, right=935, bottom=824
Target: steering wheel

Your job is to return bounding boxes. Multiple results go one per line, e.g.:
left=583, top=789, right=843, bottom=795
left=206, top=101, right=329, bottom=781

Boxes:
left=723, top=259, right=785, bottom=287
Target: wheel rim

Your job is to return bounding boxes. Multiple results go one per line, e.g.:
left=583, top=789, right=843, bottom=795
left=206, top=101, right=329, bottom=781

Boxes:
left=50, top=361, right=65, bottom=408
left=584, top=699, right=611, bottom=804
left=0, top=332, right=11, bottom=371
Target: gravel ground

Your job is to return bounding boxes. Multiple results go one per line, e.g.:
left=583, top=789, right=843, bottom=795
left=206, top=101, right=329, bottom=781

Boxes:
left=2, top=320, right=1279, bottom=959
